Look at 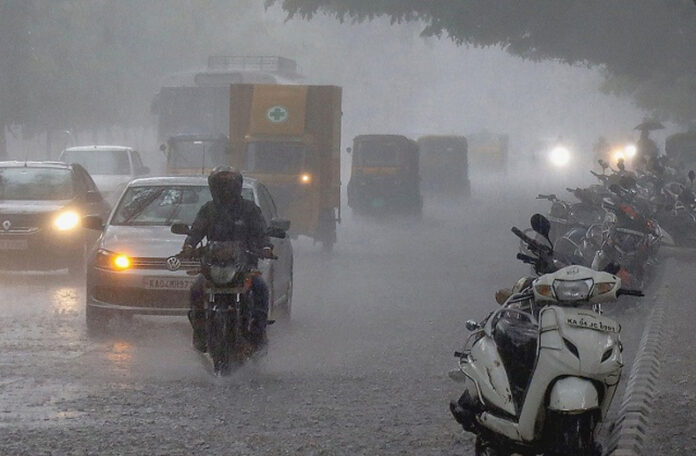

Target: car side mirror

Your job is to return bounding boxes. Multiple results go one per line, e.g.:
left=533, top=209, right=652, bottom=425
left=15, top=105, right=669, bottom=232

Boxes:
left=170, top=223, right=191, bottom=235
left=85, top=190, right=102, bottom=203
left=267, top=227, right=287, bottom=239
left=270, top=218, right=290, bottom=232
left=82, top=215, right=104, bottom=231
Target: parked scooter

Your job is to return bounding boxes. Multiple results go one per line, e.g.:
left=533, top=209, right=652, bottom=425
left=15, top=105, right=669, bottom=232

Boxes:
left=449, top=215, right=642, bottom=456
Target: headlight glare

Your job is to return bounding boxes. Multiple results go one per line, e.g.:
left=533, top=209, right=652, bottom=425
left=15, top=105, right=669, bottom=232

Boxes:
left=54, top=211, right=80, bottom=231
left=549, top=146, right=571, bottom=167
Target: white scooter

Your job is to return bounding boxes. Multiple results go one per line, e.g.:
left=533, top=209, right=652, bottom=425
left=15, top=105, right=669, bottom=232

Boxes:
left=449, top=215, right=642, bottom=456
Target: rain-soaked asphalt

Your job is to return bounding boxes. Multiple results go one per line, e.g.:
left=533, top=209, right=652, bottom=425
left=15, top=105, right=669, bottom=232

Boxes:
left=0, top=176, right=654, bottom=455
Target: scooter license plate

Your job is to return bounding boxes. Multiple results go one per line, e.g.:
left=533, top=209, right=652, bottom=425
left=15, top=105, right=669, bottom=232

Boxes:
left=566, top=316, right=619, bottom=333
left=143, top=277, right=197, bottom=290
left=0, top=239, right=28, bottom=250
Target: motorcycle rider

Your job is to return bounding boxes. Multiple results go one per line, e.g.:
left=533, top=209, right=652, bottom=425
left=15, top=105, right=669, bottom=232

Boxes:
left=182, top=166, right=274, bottom=353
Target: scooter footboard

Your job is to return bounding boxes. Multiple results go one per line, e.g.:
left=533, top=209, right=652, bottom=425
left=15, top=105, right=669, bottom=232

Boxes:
left=548, top=377, right=599, bottom=412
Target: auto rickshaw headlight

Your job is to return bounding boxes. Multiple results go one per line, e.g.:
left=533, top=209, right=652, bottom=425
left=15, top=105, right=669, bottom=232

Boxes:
left=53, top=210, right=80, bottom=231
left=549, top=146, right=571, bottom=167
left=299, top=173, right=312, bottom=184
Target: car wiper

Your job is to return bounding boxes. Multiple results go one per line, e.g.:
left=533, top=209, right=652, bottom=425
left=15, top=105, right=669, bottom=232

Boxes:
left=121, top=188, right=167, bottom=224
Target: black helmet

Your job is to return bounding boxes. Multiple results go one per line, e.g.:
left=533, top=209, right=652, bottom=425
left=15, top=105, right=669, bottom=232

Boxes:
left=208, top=166, right=243, bottom=204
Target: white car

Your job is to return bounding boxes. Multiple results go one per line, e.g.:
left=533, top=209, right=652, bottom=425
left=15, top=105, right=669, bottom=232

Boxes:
left=82, top=176, right=293, bottom=334
left=59, top=146, right=150, bottom=201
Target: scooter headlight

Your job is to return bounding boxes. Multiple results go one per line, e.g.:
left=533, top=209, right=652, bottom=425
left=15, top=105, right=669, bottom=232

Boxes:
left=552, top=279, right=593, bottom=302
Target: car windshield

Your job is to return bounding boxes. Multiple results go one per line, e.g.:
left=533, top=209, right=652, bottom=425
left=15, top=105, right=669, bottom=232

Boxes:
left=61, top=149, right=131, bottom=175
left=245, top=142, right=305, bottom=174
left=355, top=140, right=402, bottom=167
left=0, top=167, right=74, bottom=200
left=168, top=140, right=228, bottom=170
left=111, top=185, right=255, bottom=226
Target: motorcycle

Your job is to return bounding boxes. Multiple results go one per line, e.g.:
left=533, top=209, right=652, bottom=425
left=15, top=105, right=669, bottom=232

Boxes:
left=171, top=223, right=285, bottom=376
left=449, top=215, right=642, bottom=456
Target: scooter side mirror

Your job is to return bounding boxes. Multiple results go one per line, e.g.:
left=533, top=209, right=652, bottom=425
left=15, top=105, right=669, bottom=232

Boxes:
left=465, top=320, right=481, bottom=332
left=530, top=213, right=551, bottom=240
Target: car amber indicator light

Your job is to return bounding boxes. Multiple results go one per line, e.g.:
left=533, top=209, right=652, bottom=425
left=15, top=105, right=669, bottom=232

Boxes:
left=113, top=255, right=131, bottom=270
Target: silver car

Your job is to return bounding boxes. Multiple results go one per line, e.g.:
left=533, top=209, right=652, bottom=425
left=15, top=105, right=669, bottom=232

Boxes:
left=83, top=176, right=293, bottom=334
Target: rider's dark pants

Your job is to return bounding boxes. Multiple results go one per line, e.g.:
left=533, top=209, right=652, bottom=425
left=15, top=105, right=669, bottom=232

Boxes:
left=189, top=274, right=269, bottom=325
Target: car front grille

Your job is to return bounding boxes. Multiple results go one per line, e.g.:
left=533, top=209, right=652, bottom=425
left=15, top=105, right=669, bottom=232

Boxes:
left=130, top=257, right=199, bottom=270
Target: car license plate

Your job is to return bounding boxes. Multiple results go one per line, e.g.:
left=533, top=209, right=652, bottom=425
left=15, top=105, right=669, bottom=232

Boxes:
left=143, top=277, right=196, bottom=290
left=566, top=316, right=619, bottom=333
left=0, top=239, right=28, bottom=250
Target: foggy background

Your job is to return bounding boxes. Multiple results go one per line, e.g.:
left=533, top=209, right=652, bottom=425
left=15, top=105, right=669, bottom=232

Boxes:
left=3, top=1, right=656, bottom=174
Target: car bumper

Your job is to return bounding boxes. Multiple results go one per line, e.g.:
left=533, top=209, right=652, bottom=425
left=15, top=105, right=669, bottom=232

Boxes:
left=86, top=265, right=196, bottom=315
left=0, top=230, right=84, bottom=270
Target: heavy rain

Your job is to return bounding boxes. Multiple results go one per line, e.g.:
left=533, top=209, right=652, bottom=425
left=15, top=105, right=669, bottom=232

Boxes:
left=0, top=1, right=695, bottom=455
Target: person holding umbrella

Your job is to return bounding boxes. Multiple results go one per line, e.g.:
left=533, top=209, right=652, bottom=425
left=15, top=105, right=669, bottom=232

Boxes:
left=634, top=120, right=664, bottom=171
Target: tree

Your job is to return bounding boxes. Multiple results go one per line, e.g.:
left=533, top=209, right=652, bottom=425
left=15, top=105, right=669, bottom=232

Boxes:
left=268, top=0, right=696, bottom=124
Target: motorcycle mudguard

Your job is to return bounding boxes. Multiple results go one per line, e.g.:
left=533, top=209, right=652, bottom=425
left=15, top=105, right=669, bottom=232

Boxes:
left=548, top=377, right=599, bottom=412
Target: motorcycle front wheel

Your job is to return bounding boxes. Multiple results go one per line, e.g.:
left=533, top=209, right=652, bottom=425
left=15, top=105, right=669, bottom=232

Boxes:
left=207, top=306, right=234, bottom=376
left=543, top=411, right=600, bottom=456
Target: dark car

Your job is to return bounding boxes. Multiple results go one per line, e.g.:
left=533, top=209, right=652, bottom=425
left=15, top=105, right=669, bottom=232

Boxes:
left=0, top=161, right=110, bottom=273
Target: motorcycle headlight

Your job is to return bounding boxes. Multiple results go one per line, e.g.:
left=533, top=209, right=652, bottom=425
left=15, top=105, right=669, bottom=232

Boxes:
left=624, top=144, right=637, bottom=158
left=549, top=146, right=571, bottom=168
left=53, top=211, right=80, bottom=231
left=209, top=265, right=238, bottom=285
left=553, top=279, right=593, bottom=302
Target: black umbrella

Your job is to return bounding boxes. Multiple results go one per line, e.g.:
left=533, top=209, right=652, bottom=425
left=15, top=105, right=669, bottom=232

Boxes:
left=634, top=120, right=665, bottom=131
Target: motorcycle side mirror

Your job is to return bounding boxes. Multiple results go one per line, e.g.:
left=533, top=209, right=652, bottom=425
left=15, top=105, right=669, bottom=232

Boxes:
left=346, top=147, right=352, bottom=154
left=465, top=320, right=481, bottom=332
left=689, top=170, right=695, bottom=185
left=602, top=262, right=621, bottom=275
left=159, top=143, right=167, bottom=154
left=170, top=223, right=191, bottom=235
left=598, top=159, right=609, bottom=173
left=530, top=213, right=551, bottom=240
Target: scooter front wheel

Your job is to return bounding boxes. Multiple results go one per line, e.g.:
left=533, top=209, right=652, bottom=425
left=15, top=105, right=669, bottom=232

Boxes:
left=475, top=436, right=509, bottom=456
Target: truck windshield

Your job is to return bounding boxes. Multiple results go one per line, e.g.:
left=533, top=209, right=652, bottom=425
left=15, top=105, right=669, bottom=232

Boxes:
left=355, top=141, right=402, bottom=167
left=168, top=140, right=229, bottom=171
left=111, top=185, right=254, bottom=226
left=245, top=142, right=306, bottom=174
left=61, top=149, right=131, bottom=175
left=0, top=167, right=74, bottom=201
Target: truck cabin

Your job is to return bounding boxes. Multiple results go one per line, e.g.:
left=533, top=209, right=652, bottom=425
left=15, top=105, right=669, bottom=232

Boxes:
left=351, top=135, right=419, bottom=177
left=165, top=134, right=230, bottom=174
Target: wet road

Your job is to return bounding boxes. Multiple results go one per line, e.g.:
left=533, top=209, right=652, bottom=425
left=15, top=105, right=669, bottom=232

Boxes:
left=0, top=179, right=654, bottom=455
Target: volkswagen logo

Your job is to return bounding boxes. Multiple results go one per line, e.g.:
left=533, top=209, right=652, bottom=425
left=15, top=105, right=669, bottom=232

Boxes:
left=166, top=256, right=181, bottom=271
left=2, top=220, right=11, bottom=231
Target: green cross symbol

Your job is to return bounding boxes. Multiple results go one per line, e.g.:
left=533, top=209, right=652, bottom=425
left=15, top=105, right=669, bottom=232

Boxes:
left=267, top=106, right=288, bottom=123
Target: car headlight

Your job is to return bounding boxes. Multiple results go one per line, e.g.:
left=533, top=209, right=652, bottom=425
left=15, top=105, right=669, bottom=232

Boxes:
left=53, top=211, right=80, bottom=231
left=553, top=279, right=593, bottom=301
left=549, top=146, right=571, bottom=167
left=299, top=173, right=312, bottom=185
left=95, top=249, right=132, bottom=271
